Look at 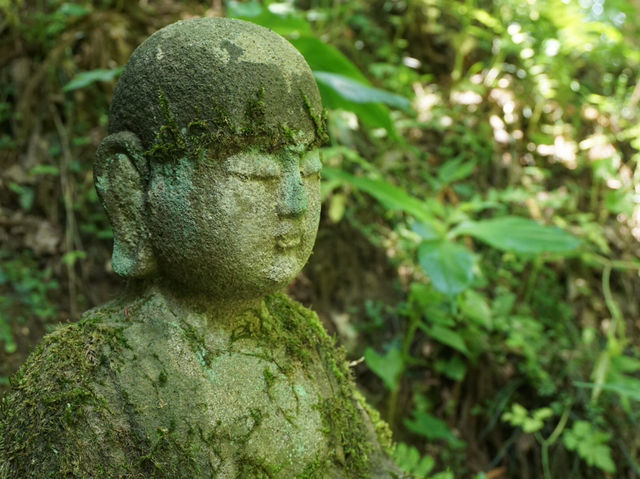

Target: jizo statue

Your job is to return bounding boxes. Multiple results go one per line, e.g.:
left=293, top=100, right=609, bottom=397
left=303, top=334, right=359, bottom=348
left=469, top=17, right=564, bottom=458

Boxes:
left=0, top=17, right=403, bottom=478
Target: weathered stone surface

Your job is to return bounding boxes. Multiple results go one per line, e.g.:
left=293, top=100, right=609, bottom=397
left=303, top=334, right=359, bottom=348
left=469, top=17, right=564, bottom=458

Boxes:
left=0, top=290, right=397, bottom=478
left=0, top=17, right=401, bottom=478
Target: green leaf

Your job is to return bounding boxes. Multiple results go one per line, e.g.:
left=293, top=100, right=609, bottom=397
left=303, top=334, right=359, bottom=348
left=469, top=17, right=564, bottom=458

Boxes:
left=502, top=403, right=551, bottom=434
left=226, top=0, right=311, bottom=36
left=327, top=193, right=347, bottom=223
left=0, top=314, right=16, bottom=354
left=288, top=36, right=368, bottom=83
left=393, top=443, right=435, bottom=478
left=364, top=346, right=404, bottom=392
left=421, top=324, right=469, bottom=356
left=9, top=183, right=34, bottom=211
left=288, top=36, right=398, bottom=134
left=313, top=71, right=411, bottom=110
left=574, top=380, right=640, bottom=401
left=29, top=165, right=60, bottom=176
left=226, top=0, right=262, bottom=17
left=612, top=355, right=640, bottom=373
left=63, top=67, right=124, bottom=92
left=418, top=240, right=474, bottom=296
left=412, top=221, right=444, bottom=241
left=451, top=216, right=581, bottom=254
left=61, top=250, right=87, bottom=266
left=563, top=420, right=615, bottom=473
left=460, top=289, right=492, bottom=329
left=435, top=355, right=467, bottom=381
left=436, top=157, right=477, bottom=188
left=321, top=84, right=395, bottom=132
left=322, top=168, right=438, bottom=223
left=471, top=9, right=503, bottom=32
left=404, top=410, right=465, bottom=449
left=58, top=3, right=91, bottom=17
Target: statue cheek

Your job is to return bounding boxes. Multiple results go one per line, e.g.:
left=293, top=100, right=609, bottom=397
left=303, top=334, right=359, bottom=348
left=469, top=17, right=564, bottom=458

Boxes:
left=147, top=176, right=200, bottom=260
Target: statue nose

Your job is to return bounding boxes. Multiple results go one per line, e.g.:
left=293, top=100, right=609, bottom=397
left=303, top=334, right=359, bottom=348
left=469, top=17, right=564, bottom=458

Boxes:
left=277, top=168, right=308, bottom=218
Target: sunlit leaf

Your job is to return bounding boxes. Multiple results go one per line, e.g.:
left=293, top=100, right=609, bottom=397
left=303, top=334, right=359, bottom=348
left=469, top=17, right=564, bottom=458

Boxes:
left=412, top=221, right=444, bottom=241
left=313, top=71, right=411, bottom=110
left=289, top=36, right=368, bottom=82
left=226, top=0, right=262, bottom=17
left=227, top=0, right=310, bottom=35
left=451, top=216, right=581, bottom=254
left=418, top=240, right=474, bottom=296
left=328, top=193, right=346, bottom=223
left=323, top=168, right=438, bottom=223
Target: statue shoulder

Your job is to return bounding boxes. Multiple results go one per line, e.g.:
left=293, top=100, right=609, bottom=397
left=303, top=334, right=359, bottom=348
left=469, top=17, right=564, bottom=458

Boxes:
left=263, top=293, right=406, bottom=478
left=0, top=312, right=134, bottom=479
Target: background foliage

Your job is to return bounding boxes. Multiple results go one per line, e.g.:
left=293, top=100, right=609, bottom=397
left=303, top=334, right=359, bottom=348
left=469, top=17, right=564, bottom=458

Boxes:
left=2, top=0, right=640, bottom=477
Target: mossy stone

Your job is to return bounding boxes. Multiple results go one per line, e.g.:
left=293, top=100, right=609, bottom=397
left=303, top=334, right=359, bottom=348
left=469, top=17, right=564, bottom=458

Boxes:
left=109, top=17, right=327, bottom=162
left=0, top=17, right=402, bottom=478
left=0, top=291, right=399, bottom=478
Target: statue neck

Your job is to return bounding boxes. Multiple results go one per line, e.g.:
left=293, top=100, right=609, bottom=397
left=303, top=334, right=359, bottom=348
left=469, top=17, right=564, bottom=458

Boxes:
left=123, top=278, right=267, bottom=330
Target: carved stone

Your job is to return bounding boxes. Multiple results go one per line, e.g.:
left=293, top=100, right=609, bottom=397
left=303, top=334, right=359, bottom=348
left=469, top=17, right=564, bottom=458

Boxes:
left=0, top=18, right=400, bottom=478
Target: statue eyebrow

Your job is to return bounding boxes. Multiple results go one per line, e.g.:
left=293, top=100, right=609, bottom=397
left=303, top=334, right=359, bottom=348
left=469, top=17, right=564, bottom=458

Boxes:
left=223, top=153, right=282, bottom=177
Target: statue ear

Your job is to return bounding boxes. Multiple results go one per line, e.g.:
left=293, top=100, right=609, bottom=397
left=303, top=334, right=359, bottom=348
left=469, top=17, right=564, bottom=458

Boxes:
left=95, top=131, right=157, bottom=278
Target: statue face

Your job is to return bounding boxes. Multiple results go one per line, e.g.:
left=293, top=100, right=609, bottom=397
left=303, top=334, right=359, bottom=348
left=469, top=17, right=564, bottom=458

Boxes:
left=146, top=136, right=322, bottom=299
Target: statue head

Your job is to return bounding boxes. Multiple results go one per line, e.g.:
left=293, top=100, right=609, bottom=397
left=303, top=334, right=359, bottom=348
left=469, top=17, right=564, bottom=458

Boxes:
left=95, top=17, right=326, bottom=300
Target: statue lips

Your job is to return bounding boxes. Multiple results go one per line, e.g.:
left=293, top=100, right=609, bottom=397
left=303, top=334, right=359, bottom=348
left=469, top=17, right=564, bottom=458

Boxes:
left=275, top=232, right=302, bottom=250
left=275, top=224, right=303, bottom=250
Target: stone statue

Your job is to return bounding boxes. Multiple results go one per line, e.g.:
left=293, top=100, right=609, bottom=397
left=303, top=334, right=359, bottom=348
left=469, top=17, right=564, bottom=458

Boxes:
left=0, top=18, right=402, bottom=478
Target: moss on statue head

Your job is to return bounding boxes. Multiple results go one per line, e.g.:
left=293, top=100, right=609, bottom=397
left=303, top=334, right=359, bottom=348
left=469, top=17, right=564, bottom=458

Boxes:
left=144, top=86, right=326, bottom=166
left=108, top=17, right=327, bottom=166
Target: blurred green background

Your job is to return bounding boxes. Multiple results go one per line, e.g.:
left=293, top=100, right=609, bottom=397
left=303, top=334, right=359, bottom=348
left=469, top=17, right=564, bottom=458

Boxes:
left=1, top=0, right=640, bottom=477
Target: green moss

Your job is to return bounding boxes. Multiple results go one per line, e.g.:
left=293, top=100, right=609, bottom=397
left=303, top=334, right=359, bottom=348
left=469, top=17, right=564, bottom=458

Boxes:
left=316, top=352, right=376, bottom=477
left=303, top=93, right=329, bottom=146
left=146, top=87, right=304, bottom=165
left=1, top=293, right=394, bottom=478
left=263, top=367, right=276, bottom=392
left=136, top=423, right=201, bottom=476
left=245, top=86, right=266, bottom=125
left=158, top=369, right=168, bottom=386
left=297, top=455, right=331, bottom=479
left=244, top=294, right=378, bottom=477
left=355, top=390, right=394, bottom=454
left=0, top=316, right=130, bottom=478
left=145, top=84, right=327, bottom=166
left=237, top=454, right=282, bottom=478
left=230, top=293, right=330, bottom=376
